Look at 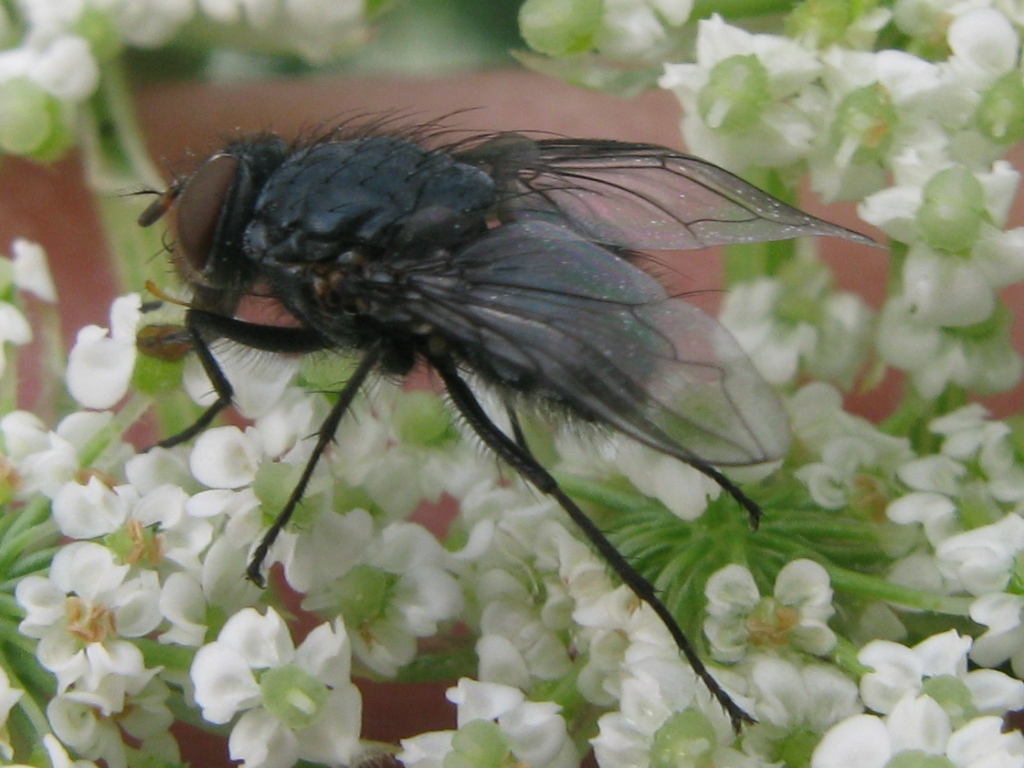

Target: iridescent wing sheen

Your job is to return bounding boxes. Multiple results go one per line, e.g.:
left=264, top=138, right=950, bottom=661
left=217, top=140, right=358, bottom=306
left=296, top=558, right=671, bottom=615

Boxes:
left=455, top=136, right=874, bottom=251
left=411, top=218, right=790, bottom=466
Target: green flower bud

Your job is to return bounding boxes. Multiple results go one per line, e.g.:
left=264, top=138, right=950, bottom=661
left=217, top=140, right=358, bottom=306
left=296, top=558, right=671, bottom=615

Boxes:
left=445, top=720, right=511, bottom=768
left=977, top=71, right=1024, bottom=144
left=830, top=84, right=897, bottom=164
left=921, top=675, right=975, bottom=726
left=785, top=0, right=853, bottom=48
left=916, top=166, right=987, bottom=254
left=393, top=390, right=458, bottom=446
left=650, top=709, right=717, bottom=768
left=776, top=727, right=822, bottom=768
left=260, top=663, right=329, bottom=729
left=0, top=77, right=74, bottom=159
left=74, top=7, right=122, bottom=62
left=519, top=0, right=603, bottom=57
left=335, top=563, right=394, bottom=627
left=698, top=55, right=771, bottom=133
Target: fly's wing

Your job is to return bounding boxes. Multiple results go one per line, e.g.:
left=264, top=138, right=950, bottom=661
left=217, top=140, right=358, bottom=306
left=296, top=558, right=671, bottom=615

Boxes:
left=412, top=218, right=790, bottom=466
left=454, top=136, right=875, bottom=251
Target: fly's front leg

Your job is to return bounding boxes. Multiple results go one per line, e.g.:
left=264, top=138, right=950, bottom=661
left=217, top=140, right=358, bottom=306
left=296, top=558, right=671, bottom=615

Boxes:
left=154, top=308, right=329, bottom=448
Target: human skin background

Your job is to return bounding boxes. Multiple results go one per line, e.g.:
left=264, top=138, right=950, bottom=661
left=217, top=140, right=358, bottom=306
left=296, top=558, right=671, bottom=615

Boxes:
left=0, top=69, right=1021, bottom=764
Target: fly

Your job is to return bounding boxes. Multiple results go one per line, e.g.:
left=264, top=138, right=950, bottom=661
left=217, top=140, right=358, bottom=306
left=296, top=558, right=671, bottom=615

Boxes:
left=138, top=120, right=874, bottom=729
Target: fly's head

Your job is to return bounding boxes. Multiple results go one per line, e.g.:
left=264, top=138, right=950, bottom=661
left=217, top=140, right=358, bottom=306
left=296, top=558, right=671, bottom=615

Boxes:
left=139, top=136, right=289, bottom=314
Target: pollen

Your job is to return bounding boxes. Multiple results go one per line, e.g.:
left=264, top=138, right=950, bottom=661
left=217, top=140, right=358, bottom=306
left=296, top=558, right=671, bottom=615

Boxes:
left=65, top=596, right=116, bottom=643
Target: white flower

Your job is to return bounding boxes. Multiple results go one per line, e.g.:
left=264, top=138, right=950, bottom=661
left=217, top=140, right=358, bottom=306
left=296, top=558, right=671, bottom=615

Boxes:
left=944, top=7, right=1020, bottom=90
left=158, top=536, right=261, bottom=647
left=886, top=491, right=959, bottom=547
left=105, top=0, right=194, bottom=47
left=300, top=519, right=464, bottom=677
left=810, top=47, right=970, bottom=201
left=789, top=383, right=908, bottom=456
left=328, top=389, right=496, bottom=520
left=660, top=14, right=822, bottom=170
left=0, top=300, right=31, bottom=378
left=594, top=0, right=692, bottom=61
left=182, top=345, right=298, bottom=421
left=590, top=655, right=744, bottom=768
left=15, top=542, right=162, bottom=698
left=0, top=409, right=50, bottom=461
left=130, top=482, right=213, bottom=570
left=934, top=514, right=1024, bottom=596
left=6, top=411, right=126, bottom=499
left=741, top=657, right=860, bottom=759
left=720, top=259, right=873, bottom=388
left=51, top=476, right=132, bottom=539
left=190, top=607, right=362, bottom=768
left=25, top=34, right=98, bottom=101
left=720, top=278, right=815, bottom=385
left=900, top=227, right=1024, bottom=328
left=47, top=694, right=128, bottom=768
left=970, top=592, right=1024, bottom=678
left=476, top=589, right=573, bottom=688
left=251, top=386, right=329, bottom=463
left=11, top=238, right=56, bottom=301
left=792, top=387, right=913, bottom=513
left=400, top=679, right=577, bottom=768
left=812, top=694, right=1024, bottom=768
left=65, top=294, right=141, bottom=410
left=704, top=560, right=836, bottom=662
left=858, top=629, right=1024, bottom=718
left=188, top=425, right=264, bottom=490
left=930, top=405, right=1024, bottom=504
left=874, top=292, right=1023, bottom=398
left=46, top=677, right=174, bottom=768
left=276, top=507, right=374, bottom=593
left=610, top=438, right=718, bottom=520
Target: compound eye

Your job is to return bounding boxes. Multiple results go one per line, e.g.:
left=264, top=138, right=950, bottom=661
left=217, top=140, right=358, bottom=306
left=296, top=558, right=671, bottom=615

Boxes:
left=176, top=153, right=240, bottom=273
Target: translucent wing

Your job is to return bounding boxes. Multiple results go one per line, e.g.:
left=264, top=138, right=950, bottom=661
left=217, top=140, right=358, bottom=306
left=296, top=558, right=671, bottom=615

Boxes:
left=455, top=135, right=874, bottom=251
left=411, top=218, right=790, bottom=466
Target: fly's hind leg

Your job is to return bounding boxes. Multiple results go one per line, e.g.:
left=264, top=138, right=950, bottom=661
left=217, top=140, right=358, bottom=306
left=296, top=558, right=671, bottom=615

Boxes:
left=431, top=352, right=754, bottom=732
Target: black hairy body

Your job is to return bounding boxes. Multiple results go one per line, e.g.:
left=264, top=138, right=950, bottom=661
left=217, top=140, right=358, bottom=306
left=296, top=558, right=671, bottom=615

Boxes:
left=140, top=118, right=873, bottom=729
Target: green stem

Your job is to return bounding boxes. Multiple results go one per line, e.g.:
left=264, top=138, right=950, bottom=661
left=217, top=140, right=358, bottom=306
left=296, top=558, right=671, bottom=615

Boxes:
left=553, top=472, right=663, bottom=516
left=826, top=565, right=972, bottom=615
left=692, top=0, right=798, bottom=19
left=77, top=390, right=152, bottom=469
left=0, top=498, right=58, bottom=580
left=80, top=59, right=170, bottom=294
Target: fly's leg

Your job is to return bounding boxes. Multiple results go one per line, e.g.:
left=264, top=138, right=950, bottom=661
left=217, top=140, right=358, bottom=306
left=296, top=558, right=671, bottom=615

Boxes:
left=506, top=406, right=530, bottom=453
left=246, top=343, right=383, bottom=586
left=432, top=354, right=754, bottom=731
left=688, top=458, right=763, bottom=530
left=153, top=309, right=330, bottom=448
left=143, top=307, right=383, bottom=586
left=155, top=323, right=235, bottom=448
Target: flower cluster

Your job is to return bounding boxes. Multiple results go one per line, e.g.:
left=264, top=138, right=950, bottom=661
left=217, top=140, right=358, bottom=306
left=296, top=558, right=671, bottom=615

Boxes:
left=1, top=273, right=487, bottom=767
left=0, top=0, right=375, bottom=161
left=658, top=4, right=1024, bottom=399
